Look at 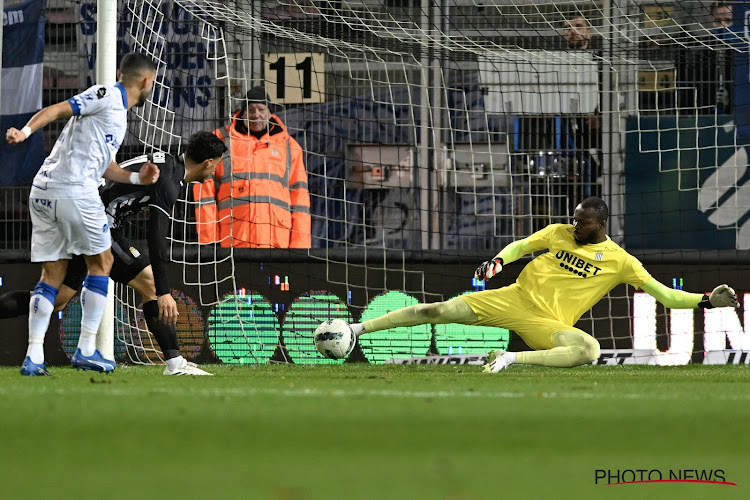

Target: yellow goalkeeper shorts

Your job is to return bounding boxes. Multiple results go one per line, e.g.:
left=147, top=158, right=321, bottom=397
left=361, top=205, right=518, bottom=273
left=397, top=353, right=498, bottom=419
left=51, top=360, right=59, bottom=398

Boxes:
left=460, top=283, right=587, bottom=350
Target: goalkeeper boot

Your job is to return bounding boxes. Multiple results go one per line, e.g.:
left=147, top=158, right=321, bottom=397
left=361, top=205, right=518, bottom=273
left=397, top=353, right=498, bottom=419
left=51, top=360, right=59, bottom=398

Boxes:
left=163, top=358, right=213, bottom=376
left=20, top=356, right=51, bottom=376
left=70, top=348, right=116, bottom=373
left=482, top=350, right=512, bottom=373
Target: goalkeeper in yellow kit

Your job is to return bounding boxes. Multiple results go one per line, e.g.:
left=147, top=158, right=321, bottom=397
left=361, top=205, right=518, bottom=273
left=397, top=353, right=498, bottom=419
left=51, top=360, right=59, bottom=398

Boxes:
left=349, top=197, right=739, bottom=372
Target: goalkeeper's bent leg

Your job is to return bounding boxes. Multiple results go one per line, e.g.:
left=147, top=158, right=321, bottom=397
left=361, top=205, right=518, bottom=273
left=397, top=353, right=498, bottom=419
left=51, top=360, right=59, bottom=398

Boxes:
left=361, top=296, right=478, bottom=334
left=516, top=330, right=600, bottom=368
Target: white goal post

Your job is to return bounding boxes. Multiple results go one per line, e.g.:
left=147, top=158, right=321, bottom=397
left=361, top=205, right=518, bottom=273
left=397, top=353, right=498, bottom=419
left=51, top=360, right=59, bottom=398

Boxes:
left=95, top=0, right=118, bottom=361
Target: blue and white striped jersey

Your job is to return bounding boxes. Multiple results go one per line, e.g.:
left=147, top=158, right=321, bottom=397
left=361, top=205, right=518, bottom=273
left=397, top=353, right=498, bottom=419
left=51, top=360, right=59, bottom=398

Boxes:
left=31, top=83, right=129, bottom=198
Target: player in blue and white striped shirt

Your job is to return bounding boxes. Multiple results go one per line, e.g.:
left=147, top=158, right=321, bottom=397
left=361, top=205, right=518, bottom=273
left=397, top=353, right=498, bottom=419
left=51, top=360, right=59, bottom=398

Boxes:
left=6, top=52, right=157, bottom=376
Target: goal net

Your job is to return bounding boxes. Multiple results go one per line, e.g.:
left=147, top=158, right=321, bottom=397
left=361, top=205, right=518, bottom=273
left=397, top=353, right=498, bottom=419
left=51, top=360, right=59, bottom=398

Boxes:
left=57, top=0, right=747, bottom=366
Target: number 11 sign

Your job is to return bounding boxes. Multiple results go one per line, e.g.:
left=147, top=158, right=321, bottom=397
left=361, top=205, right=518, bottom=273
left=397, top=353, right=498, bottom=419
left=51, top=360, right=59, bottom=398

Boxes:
left=263, top=52, right=326, bottom=104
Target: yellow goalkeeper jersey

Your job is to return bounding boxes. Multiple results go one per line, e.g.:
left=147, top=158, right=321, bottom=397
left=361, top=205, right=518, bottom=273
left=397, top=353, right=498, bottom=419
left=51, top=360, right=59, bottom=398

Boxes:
left=514, top=224, right=653, bottom=326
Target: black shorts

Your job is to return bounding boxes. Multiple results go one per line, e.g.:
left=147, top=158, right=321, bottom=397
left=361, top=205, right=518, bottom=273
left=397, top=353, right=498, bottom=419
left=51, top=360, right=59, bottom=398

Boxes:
left=63, top=229, right=151, bottom=290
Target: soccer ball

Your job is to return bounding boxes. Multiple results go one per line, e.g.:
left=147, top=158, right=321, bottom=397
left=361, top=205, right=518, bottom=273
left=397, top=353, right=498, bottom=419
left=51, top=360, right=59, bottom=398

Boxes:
left=314, top=319, right=356, bottom=360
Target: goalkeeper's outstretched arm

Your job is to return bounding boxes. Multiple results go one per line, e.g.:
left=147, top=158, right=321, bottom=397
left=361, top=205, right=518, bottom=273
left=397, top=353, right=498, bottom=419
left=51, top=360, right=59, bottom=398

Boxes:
left=356, top=236, right=541, bottom=337
left=641, top=280, right=739, bottom=309
left=474, top=237, right=538, bottom=280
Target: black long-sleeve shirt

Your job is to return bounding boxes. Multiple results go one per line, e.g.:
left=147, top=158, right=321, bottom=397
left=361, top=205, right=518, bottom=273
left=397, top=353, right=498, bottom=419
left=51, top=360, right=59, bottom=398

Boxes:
left=101, top=152, right=185, bottom=296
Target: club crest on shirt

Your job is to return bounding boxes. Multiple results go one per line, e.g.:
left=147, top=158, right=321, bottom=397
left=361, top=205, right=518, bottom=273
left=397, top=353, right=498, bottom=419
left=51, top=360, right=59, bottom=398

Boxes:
left=595, top=252, right=603, bottom=261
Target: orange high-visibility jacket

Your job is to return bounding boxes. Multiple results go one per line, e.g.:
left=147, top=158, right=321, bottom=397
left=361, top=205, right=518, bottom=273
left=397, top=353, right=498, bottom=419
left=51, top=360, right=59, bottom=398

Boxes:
left=193, top=112, right=311, bottom=248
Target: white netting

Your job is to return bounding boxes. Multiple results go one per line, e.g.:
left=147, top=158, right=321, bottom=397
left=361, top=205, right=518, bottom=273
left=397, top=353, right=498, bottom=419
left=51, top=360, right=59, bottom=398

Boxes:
left=62, top=0, right=740, bottom=365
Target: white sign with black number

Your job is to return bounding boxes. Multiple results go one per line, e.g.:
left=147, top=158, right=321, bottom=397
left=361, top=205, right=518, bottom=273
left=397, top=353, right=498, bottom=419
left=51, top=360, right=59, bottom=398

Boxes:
left=264, top=52, right=325, bottom=104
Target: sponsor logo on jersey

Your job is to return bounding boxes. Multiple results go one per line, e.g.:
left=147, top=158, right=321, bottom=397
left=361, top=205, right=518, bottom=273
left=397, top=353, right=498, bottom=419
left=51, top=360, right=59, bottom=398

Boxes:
left=104, top=134, right=120, bottom=149
left=554, top=250, right=602, bottom=278
left=96, top=87, right=107, bottom=99
left=32, top=198, right=52, bottom=208
left=30, top=198, right=53, bottom=214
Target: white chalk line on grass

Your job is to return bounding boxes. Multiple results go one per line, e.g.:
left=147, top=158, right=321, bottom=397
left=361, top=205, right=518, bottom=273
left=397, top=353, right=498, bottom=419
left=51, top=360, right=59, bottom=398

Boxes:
left=2, top=385, right=750, bottom=402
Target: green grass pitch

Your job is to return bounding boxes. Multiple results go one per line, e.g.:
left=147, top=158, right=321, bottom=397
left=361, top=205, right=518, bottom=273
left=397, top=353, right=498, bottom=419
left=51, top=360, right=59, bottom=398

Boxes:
left=0, top=363, right=748, bottom=499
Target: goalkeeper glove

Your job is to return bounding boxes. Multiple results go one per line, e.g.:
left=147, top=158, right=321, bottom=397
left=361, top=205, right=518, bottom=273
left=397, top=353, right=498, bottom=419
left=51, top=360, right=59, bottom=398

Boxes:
left=698, top=284, right=739, bottom=309
left=475, top=258, right=503, bottom=281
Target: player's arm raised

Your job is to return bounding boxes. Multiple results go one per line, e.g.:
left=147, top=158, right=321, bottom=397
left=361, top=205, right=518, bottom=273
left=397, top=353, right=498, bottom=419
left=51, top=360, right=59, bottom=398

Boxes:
left=6, top=101, right=74, bottom=145
left=103, top=161, right=160, bottom=185
left=641, top=280, right=739, bottom=309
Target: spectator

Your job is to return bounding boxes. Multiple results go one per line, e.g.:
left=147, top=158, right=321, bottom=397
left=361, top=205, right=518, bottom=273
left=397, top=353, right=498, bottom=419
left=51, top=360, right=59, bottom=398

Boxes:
left=712, top=2, right=733, bottom=113
left=675, top=3, right=735, bottom=114
left=194, top=86, right=311, bottom=248
left=563, top=15, right=592, bottom=50
left=712, top=2, right=732, bottom=29
left=561, top=14, right=602, bottom=202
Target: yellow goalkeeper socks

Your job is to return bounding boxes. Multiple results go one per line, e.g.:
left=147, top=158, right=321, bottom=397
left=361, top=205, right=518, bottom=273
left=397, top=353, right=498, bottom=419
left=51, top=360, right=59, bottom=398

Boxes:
left=362, top=306, right=426, bottom=333
left=362, top=297, right=477, bottom=334
left=516, top=347, right=588, bottom=367
left=516, top=330, right=600, bottom=368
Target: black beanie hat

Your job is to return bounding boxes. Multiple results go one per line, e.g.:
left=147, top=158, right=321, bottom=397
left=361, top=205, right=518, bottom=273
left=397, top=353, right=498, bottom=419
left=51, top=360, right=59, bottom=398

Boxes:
left=243, top=86, right=270, bottom=108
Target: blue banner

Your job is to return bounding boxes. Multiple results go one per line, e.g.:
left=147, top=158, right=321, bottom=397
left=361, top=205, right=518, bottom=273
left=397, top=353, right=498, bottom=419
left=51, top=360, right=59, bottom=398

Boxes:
left=625, top=116, right=740, bottom=249
left=734, top=3, right=750, bottom=138
left=1, top=0, right=45, bottom=186
left=76, top=1, right=220, bottom=142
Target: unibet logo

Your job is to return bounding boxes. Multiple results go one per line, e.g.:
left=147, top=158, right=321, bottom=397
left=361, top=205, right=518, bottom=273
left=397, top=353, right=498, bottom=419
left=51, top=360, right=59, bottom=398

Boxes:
left=554, top=250, right=602, bottom=278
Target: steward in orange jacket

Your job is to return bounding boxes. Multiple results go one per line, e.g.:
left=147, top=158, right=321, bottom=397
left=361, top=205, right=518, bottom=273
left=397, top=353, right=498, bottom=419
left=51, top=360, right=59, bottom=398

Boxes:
left=193, top=87, right=311, bottom=248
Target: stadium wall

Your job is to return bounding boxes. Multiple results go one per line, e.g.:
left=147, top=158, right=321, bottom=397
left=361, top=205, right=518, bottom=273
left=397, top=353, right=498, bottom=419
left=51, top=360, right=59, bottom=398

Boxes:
left=1, top=253, right=748, bottom=366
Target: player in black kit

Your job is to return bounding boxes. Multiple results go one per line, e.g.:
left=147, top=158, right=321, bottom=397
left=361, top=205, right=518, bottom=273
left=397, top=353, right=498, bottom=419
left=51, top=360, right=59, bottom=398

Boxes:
left=0, top=131, right=227, bottom=375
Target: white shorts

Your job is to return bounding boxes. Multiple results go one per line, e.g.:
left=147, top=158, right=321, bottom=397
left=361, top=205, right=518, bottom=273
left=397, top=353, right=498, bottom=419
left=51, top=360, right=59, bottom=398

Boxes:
left=29, top=196, right=111, bottom=262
